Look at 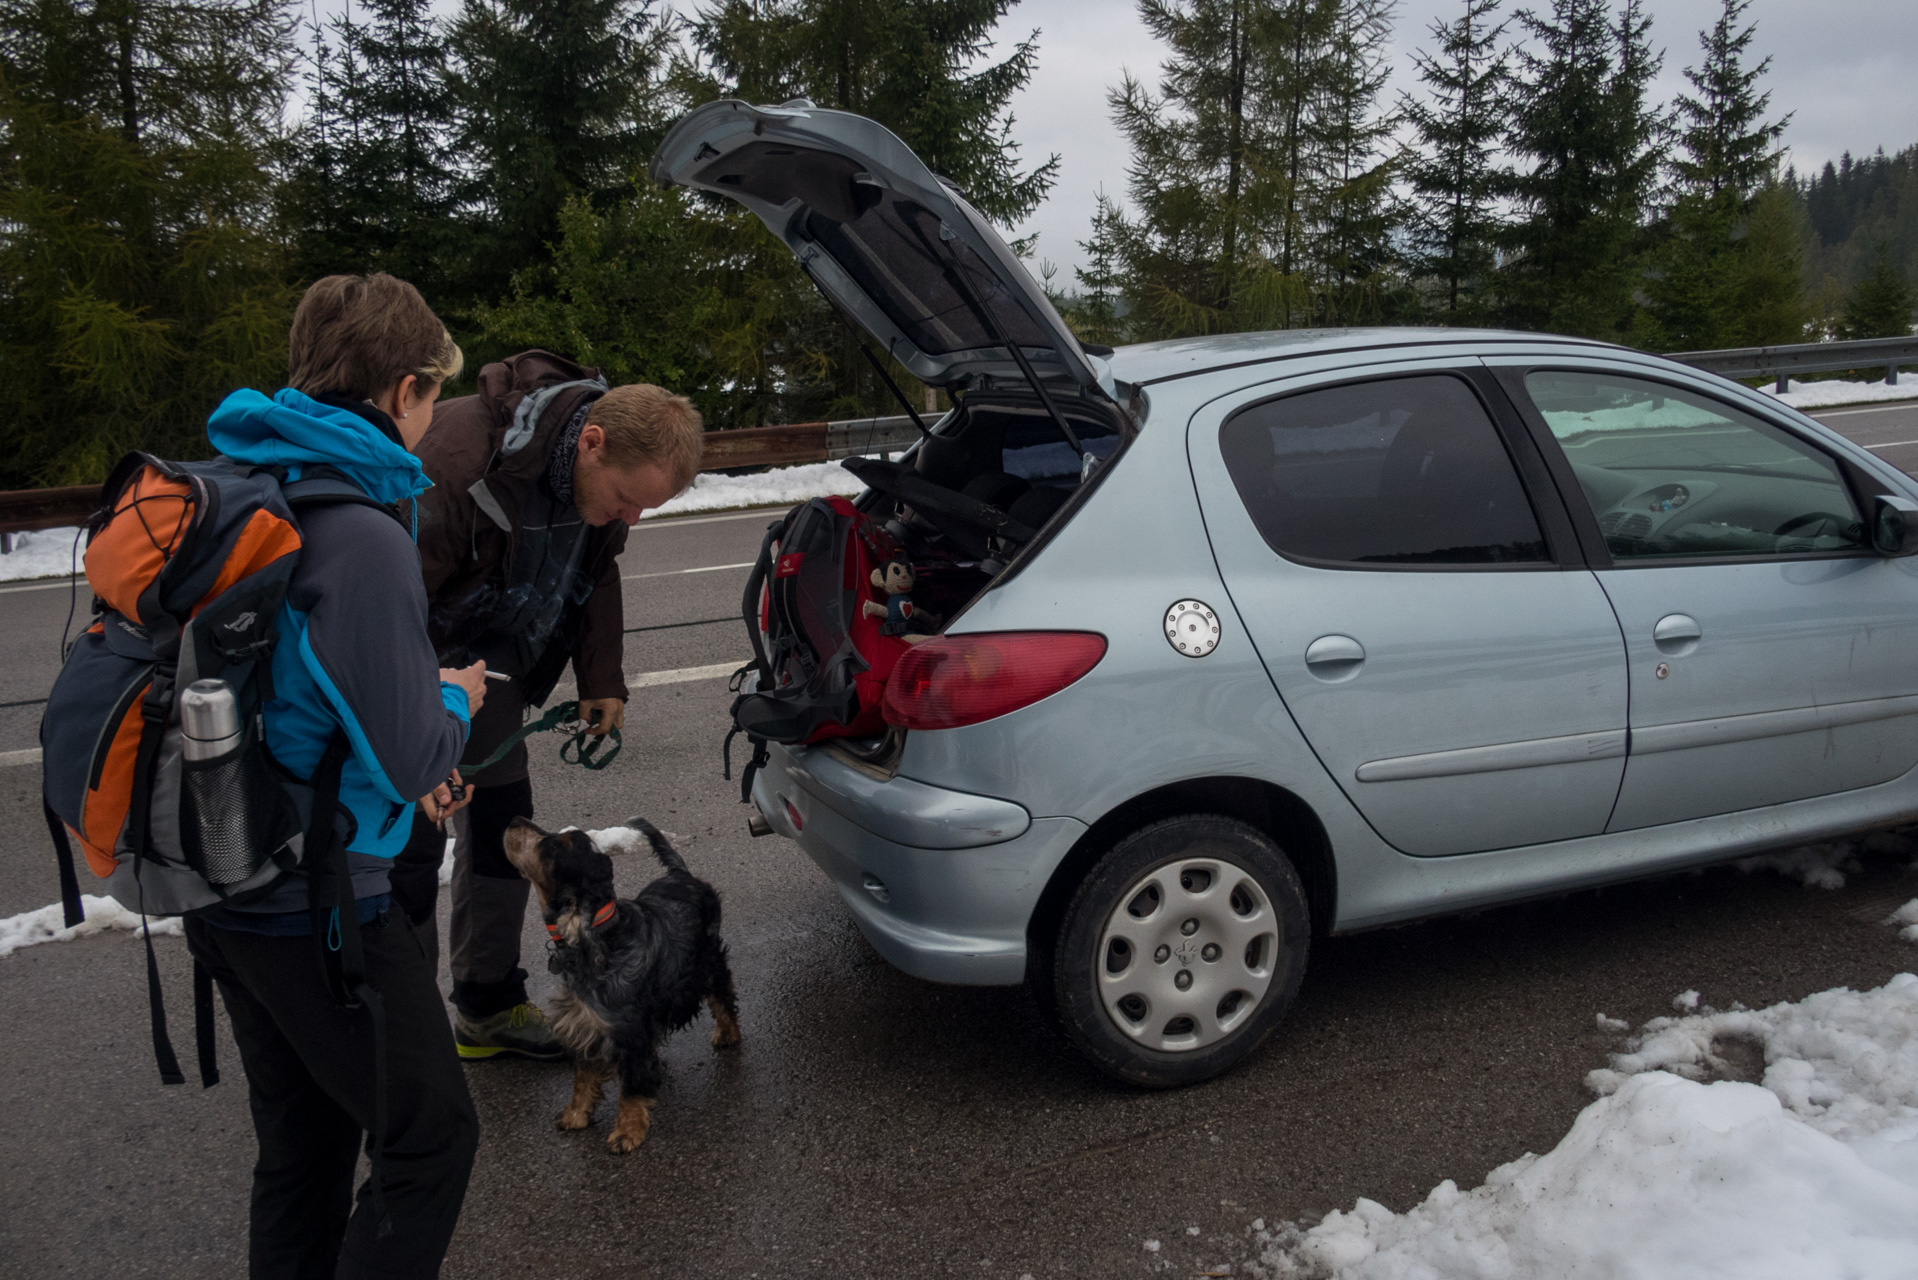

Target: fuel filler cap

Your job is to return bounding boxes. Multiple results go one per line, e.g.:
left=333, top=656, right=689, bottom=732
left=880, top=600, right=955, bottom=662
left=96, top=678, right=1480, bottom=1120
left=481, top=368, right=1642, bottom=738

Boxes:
left=1164, top=599, right=1221, bottom=658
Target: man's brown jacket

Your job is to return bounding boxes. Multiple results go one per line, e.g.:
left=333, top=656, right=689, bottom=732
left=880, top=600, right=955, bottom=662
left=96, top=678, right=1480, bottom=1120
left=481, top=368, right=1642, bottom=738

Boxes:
left=415, top=350, right=629, bottom=705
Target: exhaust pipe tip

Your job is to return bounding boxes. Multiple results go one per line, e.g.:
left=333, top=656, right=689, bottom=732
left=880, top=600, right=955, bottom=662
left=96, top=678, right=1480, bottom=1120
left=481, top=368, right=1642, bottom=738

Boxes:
left=747, top=813, right=774, bottom=838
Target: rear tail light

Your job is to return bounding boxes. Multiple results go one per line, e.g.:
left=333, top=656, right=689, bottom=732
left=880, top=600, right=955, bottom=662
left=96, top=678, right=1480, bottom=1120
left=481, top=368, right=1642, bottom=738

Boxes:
left=881, top=632, right=1107, bottom=731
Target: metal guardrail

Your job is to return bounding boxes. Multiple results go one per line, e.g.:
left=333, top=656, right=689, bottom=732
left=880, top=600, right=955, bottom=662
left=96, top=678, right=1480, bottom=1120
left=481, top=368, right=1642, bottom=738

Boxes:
left=0, top=414, right=933, bottom=540
left=1666, top=335, right=1918, bottom=391
left=827, top=415, right=924, bottom=459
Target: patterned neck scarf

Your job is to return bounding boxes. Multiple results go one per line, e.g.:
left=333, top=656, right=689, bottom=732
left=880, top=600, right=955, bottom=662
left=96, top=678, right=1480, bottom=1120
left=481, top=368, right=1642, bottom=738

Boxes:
left=545, top=410, right=588, bottom=509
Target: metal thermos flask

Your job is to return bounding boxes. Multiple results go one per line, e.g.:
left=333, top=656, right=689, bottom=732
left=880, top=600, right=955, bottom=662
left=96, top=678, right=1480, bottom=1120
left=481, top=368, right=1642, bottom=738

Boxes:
left=180, top=679, right=243, bottom=761
left=179, top=679, right=260, bottom=883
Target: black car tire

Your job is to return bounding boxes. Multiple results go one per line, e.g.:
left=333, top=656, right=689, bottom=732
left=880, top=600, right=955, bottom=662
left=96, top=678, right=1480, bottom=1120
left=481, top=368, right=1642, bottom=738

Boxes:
left=1042, top=815, right=1310, bottom=1088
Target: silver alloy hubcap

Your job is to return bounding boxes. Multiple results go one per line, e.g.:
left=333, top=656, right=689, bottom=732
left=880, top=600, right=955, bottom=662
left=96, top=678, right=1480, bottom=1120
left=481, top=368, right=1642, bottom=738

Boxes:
left=1095, top=857, right=1279, bottom=1052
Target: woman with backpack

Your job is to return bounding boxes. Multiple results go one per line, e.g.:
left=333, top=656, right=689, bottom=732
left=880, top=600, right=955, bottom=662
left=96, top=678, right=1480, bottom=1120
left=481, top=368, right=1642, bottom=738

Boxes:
left=183, top=274, right=489, bottom=1278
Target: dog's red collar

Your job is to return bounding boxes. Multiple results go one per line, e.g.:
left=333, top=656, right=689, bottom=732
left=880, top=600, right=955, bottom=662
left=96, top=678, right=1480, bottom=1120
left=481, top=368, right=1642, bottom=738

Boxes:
left=545, top=901, right=618, bottom=941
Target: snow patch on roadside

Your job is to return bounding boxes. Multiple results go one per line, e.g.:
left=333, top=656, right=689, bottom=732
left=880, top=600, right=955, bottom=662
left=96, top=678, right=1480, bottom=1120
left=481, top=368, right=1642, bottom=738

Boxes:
left=1890, top=899, right=1918, bottom=945
left=1256, top=975, right=1918, bottom=1279
left=0, top=895, right=183, bottom=958
left=0, top=525, right=86, bottom=583
left=1765, top=377, right=1918, bottom=410
left=1735, top=840, right=1861, bottom=888
left=640, top=458, right=870, bottom=520
left=0, top=458, right=874, bottom=583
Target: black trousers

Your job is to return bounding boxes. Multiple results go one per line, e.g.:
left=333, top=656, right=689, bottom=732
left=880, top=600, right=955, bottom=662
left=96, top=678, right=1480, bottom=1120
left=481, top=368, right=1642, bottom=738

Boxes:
left=186, top=911, right=480, bottom=1279
left=392, top=780, right=537, bottom=1019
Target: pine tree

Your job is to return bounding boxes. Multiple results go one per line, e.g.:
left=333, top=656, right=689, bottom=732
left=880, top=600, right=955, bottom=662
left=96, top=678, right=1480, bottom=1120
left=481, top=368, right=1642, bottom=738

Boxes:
left=0, top=0, right=295, bottom=486
left=1727, top=180, right=1811, bottom=345
left=284, top=0, right=459, bottom=294
left=1110, top=0, right=1285, bottom=334
left=1644, top=0, right=1793, bottom=350
left=1309, top=0, right=1401, bottom=324
left=1840, top=242, right=1915, bottom=339
left=1109, top=0, right=1405, bottom=337
left=687, top=0, right=1056, bottom=416
left=446, top=0, right=673, bottom=310
left=1499, top=0, right=1664, bottom=339
left=1266, top=0, right=1343, bottom=317
left=473, top=182, right=837, bottom=428
left=689, top=0, right=1058, bottom=229
left=1401, top=0, right=1510, bottom=323
left=1070, top=189, right=1128, bottom=345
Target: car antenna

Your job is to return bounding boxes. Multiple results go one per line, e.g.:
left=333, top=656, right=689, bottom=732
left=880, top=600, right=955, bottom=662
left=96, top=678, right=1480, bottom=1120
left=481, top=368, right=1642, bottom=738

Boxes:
left=908, top=219, right=1087, bottom=458
left=855, top=341, right=932, bottom=438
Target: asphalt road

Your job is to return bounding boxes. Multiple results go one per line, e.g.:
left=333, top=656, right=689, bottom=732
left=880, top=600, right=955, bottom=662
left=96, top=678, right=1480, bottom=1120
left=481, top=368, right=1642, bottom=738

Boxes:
left=3, top=404, right=1918, bottom=1279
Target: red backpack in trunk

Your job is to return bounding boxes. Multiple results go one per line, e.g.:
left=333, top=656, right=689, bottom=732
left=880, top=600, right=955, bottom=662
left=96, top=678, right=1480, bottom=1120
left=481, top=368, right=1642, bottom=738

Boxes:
left=729, top=496, right=912, bottom=751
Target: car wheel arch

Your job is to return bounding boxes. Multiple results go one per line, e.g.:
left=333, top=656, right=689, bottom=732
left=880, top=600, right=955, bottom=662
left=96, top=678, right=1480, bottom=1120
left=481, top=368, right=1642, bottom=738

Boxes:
left=1025, top=776, right=1337, bottom=985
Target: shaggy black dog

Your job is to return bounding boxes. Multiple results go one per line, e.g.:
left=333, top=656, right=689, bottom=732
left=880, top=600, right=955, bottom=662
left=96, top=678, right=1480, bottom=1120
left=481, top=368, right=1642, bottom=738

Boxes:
left=503, top=816, right=740, bottom=1153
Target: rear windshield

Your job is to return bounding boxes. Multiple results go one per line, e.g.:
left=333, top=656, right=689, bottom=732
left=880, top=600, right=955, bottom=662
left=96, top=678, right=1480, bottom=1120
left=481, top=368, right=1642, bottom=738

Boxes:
left=694, top=140, right=1060, bottom=360
left=805, top=201, right=1054, bottom=359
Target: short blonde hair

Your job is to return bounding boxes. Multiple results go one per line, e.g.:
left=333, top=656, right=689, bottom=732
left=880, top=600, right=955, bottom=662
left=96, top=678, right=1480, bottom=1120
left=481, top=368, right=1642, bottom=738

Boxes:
left=288, top=273, right=463, bottom=401
left=588, top=384, right=704, bottom=491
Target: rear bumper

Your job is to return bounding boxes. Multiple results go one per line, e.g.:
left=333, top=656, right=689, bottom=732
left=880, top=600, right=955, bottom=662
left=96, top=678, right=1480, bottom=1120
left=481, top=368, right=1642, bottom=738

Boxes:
left=750, top=742, right=1087, bottom=985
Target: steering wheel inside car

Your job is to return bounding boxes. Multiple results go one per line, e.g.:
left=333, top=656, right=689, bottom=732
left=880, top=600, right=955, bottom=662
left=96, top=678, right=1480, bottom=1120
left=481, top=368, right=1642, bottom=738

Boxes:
left=842, top=456, right=1037, bottom=560
left=1773, top=511, right=1859, bottom=542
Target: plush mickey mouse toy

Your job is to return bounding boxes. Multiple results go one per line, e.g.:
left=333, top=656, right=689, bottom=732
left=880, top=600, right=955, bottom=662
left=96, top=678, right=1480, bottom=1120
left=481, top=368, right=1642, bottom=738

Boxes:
left=862, top=555, right=941, bottom=640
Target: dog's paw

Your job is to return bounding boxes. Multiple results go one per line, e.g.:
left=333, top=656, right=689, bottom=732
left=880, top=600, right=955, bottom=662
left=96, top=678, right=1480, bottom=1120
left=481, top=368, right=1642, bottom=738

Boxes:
left=606, top=1127, right=648, bottom=1155
left=706, top=996, right=742, bottom=1048
left=606, top=1096, right=654, bottom=1153
left=556, top=1106, right=594, bottom=1132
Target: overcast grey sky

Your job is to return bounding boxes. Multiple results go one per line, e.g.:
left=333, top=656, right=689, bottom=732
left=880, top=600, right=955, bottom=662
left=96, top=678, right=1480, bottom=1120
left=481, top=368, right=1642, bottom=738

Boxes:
left=998, top=0, right=1918, bottom=281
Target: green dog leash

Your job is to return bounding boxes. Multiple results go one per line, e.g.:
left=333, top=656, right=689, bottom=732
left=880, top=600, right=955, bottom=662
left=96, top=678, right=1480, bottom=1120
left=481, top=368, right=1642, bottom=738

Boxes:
left=465, top=700, right=623, bottom=774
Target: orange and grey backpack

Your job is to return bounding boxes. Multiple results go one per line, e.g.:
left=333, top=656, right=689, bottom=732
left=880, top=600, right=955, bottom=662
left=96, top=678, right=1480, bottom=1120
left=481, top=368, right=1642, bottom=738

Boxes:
left=41, top=450, right=389, bottom=1086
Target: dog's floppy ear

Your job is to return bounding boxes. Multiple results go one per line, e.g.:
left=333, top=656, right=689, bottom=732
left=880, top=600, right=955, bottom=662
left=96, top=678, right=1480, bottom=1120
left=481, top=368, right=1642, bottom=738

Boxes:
left=502, top=817, right=551, bottom=891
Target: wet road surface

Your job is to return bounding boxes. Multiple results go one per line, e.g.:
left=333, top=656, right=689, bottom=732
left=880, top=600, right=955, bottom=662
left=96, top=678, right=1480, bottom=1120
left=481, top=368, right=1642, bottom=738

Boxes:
left=2, top=403, right=1917, bottom=1278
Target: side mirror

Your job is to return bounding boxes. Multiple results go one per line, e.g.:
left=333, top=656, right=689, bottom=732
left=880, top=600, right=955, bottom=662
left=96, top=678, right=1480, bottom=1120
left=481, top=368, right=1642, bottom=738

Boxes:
left=1872, top=495, right=1918, bottom=557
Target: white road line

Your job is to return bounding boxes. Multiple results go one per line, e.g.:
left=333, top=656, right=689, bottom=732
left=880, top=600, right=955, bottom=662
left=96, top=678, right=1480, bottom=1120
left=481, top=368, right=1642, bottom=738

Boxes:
left=622, top=562, right=753, bottom=581
left=629, top=660, right=745, bottom=688
left=545, top=659, right=747, bottom=705
left=1863, top=440, right=1918, bottom=450
left=632, top=508, right=783, bottom=529
left=1813, top=402, right=1918, bottom=418
left=0, top=576, right=86, bottom=595
left=0, top=661, right=746, bottom=767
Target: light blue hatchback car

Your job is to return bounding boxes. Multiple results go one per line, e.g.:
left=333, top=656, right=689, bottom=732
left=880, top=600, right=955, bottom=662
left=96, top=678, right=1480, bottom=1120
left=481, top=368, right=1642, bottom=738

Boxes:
left=654, top=102, right=1918, bottom=1085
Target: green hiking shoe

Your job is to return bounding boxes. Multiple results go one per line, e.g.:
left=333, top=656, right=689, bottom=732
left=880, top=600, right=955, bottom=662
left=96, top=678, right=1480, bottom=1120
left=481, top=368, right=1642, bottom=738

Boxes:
left=455, top=1002, right=566, bottom=1061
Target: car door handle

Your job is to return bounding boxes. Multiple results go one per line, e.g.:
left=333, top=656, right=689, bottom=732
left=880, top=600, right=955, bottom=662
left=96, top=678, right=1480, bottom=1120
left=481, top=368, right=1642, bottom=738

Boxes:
left=1653, top=614, right=1702, bottom=655
left=1304, top=634, right=1366, bottom=681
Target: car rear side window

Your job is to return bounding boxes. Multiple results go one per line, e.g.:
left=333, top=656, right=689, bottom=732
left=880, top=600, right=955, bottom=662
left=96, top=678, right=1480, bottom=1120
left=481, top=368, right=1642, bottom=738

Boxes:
left=1524, top=371, right=1868, bottom=561
left=1219, top=375, right=1549, bottom=566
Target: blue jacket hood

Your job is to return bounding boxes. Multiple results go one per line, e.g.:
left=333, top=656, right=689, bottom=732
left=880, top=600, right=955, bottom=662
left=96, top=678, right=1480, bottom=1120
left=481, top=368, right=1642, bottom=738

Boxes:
left=207, top=388, right=431, bottom=507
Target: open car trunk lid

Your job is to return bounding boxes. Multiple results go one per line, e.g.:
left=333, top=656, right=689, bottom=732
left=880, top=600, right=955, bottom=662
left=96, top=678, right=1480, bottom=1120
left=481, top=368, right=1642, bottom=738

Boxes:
left=651, top=99, right=1121, bottom=406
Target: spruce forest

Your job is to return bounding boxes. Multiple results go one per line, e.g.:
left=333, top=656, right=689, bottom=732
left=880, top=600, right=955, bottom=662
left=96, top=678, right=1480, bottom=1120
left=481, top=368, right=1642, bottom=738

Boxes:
left=2, top=0, right=1914, bottom=489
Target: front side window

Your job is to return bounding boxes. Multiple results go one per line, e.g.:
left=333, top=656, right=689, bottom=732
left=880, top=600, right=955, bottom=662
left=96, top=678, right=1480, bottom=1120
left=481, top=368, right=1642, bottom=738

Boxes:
left=1524, top=371, right=1868, bottom=561
left=1219, top=374, right=1548, bottom=565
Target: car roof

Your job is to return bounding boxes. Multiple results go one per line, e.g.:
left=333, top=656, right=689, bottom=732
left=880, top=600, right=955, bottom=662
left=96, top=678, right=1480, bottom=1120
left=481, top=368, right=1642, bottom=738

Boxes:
left=1106, top=326, right=1627, bottom=386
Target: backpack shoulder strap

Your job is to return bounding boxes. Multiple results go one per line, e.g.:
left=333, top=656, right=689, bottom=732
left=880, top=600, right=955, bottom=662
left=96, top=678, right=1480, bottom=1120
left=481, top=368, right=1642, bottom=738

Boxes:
left=283, top=472, right=406, bottom=529
left=301, top=732, right=395, bottom=1234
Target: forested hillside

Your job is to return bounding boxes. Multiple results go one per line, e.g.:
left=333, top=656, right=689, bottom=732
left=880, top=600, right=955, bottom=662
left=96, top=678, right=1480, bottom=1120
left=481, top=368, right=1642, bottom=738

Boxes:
left=1, top=0, right=1912, bottom=488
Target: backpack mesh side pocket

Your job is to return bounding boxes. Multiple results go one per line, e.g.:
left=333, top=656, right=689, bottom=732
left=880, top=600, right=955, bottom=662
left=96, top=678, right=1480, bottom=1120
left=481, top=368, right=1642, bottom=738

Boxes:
left=180, top=726, right=301, bottom=887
